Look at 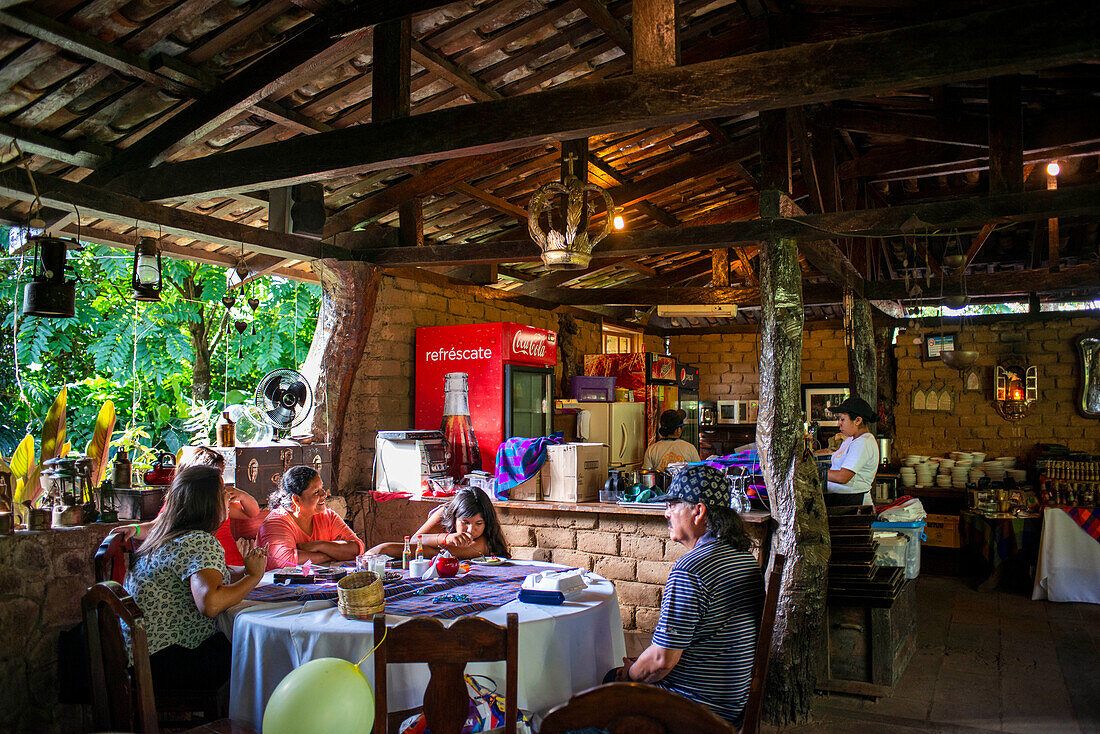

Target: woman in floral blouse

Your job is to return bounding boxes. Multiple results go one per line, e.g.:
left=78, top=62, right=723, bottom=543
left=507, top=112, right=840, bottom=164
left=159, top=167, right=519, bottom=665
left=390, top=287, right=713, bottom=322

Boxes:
left=123, top=465, right=267, bottom=691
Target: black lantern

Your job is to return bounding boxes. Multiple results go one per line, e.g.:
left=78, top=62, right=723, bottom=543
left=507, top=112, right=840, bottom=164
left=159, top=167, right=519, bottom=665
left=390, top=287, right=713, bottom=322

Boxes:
left=132, top=236, right=162, bottom=301
left=22, top=236, right=76, bottom=318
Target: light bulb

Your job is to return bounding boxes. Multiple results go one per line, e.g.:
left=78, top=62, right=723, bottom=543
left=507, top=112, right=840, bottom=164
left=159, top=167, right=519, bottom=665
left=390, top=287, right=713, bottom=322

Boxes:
left=1046, top=161, right=1060, bottom=177
left=612, top=214, right=625, bottom=230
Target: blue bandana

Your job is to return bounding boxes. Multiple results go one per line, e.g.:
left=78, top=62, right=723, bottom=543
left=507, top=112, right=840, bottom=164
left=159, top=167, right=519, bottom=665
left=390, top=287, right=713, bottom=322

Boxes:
left=653, top=464, right=730, bottom=509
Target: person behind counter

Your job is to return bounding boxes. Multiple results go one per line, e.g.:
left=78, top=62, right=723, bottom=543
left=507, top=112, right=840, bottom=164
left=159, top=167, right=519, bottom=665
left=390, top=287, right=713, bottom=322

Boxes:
left=108, top=446, right=260, bottom=565
left=257, top=465, right=364, bottom=569
left=123, top=465, right=267, bottom=693
left=643, top=409, right=701, bottom=472
left=824, top=396, right=880, bottom=506
left=608, top=464, right=764, bottom=726
left=367, top=487, right=509, bottom=560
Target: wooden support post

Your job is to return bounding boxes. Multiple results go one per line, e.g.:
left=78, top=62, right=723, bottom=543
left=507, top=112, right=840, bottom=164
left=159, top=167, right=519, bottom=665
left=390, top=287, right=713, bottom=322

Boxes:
left=756, top=107, right=829, bottom=727
left=988, top=76, right=1023, bottom=195
left=373, top=17, right=411, bottom=122
left=847, top=298, right=877, bottom=409
left=399, top=197, right=424, bottom=247
left=711, top=248, right=731, bottom=287
left=300, top=261, right=382, bottom=494
left=633, top=0, right=679, bottom=71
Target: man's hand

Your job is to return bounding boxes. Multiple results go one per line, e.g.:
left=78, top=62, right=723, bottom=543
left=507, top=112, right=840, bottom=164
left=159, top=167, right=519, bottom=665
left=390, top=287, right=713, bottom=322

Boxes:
left=615, top=657, right=637, bottom=681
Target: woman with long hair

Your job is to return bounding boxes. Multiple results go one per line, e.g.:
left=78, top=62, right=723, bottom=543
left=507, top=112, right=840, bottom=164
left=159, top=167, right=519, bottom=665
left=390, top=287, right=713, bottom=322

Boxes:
left=123, top=465, right=267, bottom=692
left=257, top=465, right=364, bottom=570
left=367, top=487, right=509, bottom=560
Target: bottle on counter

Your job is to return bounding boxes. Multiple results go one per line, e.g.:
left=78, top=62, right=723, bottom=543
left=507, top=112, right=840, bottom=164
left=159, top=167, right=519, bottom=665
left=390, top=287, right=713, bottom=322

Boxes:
left=401, top=535, right=412, bottom=570
left=415, top=534, right=424, bottom=560
left=440, top=372, right=481, bottom=481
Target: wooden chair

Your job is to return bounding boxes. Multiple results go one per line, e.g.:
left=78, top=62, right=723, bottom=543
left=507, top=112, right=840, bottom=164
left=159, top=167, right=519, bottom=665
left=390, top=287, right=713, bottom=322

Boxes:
left=94, top=531, right=134, bottom=583
left=740, top=553, right=786, bottom=734
left=372, top=613, right=519, bottom=734
left=540, top=682, right=734, bottom=734
left=82, top=581, right=254, bottom=734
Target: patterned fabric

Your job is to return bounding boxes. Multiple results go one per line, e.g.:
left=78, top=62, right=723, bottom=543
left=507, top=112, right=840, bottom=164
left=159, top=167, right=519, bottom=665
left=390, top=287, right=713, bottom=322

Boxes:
left=123, top=531, right=228, bottom=656
left=246, top=563, right=541, bottom=620
left=652, top=533, right=764, bottom=724
left=1066, top=508, right=1100, bottom=543
left=494, top=433, right=563, bottom=499
left=960, top=510, right=1042, bottom=569
left=654, top=464, right=730, bottom=509
left=642, top=439, right=701, bottom=472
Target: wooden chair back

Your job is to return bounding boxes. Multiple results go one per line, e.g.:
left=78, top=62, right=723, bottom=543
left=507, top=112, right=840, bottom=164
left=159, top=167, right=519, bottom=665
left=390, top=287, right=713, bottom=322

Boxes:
left=94, top=532, right=134, bottom=584
left=740, top=553, right=787, bottom=734
left=372, top=613, right=519, bottom=734
left=82, top=581, right=159, bottom=734
left=539, top=682, right=735, bottom=734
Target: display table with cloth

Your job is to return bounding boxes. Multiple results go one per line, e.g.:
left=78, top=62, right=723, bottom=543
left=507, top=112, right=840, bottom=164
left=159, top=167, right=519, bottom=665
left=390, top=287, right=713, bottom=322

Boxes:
left=219, top=561, right=626, bottom=731
left=959, top=509, right=1041, bottom=591
left=1032, top=507, right=1100, bottom=604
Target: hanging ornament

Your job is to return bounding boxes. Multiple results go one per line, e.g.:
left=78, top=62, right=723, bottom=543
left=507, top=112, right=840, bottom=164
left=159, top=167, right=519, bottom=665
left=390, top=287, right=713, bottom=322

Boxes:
left=235, top=320, right=247, bottom=359
left=222, top=295, right=236, bottom=308
left=247, top=297, right=260, bottom=312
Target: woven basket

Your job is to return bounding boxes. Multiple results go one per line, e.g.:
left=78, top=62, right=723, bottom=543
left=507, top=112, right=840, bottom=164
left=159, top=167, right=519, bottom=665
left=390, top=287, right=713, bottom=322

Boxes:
left=336, top=570, right=385, bottom=621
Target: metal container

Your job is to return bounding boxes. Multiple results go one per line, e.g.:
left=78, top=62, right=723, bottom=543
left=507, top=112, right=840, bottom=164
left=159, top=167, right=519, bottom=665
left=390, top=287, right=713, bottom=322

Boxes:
left=640, top=470, right=668, bottom=492
left=216, top=411, right=236, bottom=447
left=878, top=438, right=893, bottom=466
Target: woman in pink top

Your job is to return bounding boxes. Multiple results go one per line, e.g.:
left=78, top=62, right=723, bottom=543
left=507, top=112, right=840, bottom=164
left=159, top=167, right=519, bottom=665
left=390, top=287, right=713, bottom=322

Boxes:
left=258, top=465, right=364, bottom=570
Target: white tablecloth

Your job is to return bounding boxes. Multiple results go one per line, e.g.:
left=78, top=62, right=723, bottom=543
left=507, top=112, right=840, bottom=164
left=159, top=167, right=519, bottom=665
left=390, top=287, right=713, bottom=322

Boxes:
left=220, top=563, right=626, bottom=731
left=1032, top=508, right=1100, bottom=604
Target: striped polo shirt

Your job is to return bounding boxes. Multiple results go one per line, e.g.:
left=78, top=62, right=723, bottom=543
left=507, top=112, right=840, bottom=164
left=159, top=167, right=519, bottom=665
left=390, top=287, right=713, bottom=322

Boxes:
left=652, top=532, right=764, bottom=724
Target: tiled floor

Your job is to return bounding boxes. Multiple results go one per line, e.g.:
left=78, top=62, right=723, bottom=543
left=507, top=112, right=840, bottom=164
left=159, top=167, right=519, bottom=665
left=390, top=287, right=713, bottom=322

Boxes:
left=760, top=575, right=1100, bottom=734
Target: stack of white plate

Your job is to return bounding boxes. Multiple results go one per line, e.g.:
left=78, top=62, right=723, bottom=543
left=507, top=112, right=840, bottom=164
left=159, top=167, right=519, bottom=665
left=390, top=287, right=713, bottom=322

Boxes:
left=939, top=459, right=956, bottom=473
left=951, top=465, right=970, bottom=488
left=983, top=461, right=1006, bottom=481
left=997, top=456, right=1018, bottom=469
left=935, top=474, right=952, bottom=488
left=969, top=468, right=986, bottom=483
left=915, top=463, right=935, bottom=487
left=952, top=451, right=973, bottom=463
left=904, top=454, right=926, bottom=466
left=900, top=466, right=917, bottom=487
left=971, top=452, right=987, bottom=464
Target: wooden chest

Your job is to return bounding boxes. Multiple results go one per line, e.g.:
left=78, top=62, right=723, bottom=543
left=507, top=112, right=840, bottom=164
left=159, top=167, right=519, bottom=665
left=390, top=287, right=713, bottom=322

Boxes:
left=210, top=442, right=331, bottom=505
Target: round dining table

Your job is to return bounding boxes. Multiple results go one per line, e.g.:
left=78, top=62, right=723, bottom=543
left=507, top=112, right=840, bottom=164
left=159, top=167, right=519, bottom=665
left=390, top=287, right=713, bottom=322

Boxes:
left=218, top=561, right=627, bottom=732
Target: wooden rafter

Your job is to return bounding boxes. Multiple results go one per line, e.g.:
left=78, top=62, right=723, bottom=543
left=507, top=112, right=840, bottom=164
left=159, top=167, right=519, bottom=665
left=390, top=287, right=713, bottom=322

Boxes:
left=110, top=0, right=1100, bottom=202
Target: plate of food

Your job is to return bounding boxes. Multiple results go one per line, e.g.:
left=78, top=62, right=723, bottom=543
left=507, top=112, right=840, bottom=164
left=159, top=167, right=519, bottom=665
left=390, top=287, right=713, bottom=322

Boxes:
left=471, top=555, right=507, bottom=566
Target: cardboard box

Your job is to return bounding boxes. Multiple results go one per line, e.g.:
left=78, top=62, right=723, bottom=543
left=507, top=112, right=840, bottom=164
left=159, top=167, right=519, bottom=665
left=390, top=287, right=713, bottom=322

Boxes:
left=546, top=443, right=608, bottom=503
left=924, top=513, right=961, bottom=548
left=508, top=463, right=548, bottom=502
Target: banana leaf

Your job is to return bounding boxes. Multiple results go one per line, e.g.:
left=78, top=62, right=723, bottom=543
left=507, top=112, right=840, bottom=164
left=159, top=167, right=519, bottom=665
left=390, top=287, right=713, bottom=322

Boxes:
left=61, top=442, right=71, bottom=457
left=0, top=454, right=11, bottom=511
left=27, top=388, right=68, bottom=507
left=84, top=400, right=117, bottom=489
left=9, top=435, right=35, bottom=523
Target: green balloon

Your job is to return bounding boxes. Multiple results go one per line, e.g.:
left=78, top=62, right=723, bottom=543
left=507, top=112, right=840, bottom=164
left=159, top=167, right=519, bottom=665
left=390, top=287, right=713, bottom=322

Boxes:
left=263, top=657, right=375, bottom=734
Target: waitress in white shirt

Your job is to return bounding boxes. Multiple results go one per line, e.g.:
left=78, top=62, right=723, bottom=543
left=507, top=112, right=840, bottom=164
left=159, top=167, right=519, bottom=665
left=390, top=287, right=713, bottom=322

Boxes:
left=825, top=396, right=880, bottom=507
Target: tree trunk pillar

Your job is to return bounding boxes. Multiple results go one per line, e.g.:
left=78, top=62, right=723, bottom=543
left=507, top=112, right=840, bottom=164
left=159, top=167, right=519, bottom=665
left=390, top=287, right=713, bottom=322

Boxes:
left=301, top=260, right=381, bottom=494
left=756, top=108, right=830, bottom=726
left=847, top=297, right=877, bottom=410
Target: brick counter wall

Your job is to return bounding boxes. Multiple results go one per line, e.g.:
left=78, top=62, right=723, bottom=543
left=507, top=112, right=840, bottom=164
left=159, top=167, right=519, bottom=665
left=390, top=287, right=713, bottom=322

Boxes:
left=349, top=493, right=771, bottom=634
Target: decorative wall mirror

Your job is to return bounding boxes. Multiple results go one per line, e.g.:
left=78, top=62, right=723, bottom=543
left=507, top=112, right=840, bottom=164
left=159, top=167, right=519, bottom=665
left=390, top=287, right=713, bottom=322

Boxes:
left=1078, top=329, right=1100, bottom=417
left=993, top=358, right=1038, bottom=421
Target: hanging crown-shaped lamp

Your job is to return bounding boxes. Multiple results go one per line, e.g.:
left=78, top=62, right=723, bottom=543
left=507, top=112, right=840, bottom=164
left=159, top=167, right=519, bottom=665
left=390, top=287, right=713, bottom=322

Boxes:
left=527, top=152, right=616, bottom=269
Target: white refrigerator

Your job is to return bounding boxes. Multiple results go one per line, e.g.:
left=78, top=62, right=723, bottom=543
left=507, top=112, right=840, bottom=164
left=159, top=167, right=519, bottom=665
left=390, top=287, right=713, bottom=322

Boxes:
left=557, top=400, right=646, bottom=468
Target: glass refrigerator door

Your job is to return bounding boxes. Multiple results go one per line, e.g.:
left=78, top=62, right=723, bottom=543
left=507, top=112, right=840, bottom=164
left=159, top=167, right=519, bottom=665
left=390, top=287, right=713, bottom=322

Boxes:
left=680, top=390, right=699, bottom=449
left=504, top=366, right=553, bottom=438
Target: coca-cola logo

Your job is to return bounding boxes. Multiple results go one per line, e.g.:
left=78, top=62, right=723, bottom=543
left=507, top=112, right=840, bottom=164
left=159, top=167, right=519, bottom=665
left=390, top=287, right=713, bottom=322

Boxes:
left=512, top=331, right=548, bottom=357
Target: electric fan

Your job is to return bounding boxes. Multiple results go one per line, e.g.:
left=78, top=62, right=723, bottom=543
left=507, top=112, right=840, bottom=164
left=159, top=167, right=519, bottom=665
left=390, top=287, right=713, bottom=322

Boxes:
left=254, top=369, right=314, bottom=435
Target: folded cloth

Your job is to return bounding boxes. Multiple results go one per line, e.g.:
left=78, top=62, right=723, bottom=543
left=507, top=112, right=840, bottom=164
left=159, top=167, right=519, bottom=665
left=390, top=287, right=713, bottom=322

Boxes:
left=1066, top=508, right=1100, bottom=544
left=494, top=432, right=563, bottom=500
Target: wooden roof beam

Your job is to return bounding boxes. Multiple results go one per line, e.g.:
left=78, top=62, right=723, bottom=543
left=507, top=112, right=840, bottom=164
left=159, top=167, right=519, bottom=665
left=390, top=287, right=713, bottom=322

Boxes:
left=572, top=0, right=632, bottom=56
left=870, top=262, right=1100, bottom=300
left=113, top=0, right=1100, bottom=202
left=411, top=39, right=503, bottom=102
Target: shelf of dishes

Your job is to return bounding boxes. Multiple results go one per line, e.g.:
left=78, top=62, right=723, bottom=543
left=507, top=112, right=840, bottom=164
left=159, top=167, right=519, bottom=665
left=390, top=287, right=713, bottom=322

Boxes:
left=899, top=451, right=1026, bottom=490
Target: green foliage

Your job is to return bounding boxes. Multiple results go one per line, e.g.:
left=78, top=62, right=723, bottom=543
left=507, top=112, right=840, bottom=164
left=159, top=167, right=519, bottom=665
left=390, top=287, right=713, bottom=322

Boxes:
left=0, top=226, right=320, bottom=459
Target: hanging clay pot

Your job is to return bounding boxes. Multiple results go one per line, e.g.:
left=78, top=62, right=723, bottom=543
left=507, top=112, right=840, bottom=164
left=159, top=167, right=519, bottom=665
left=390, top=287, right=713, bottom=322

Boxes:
left=222, top=295, right=236, bottom=308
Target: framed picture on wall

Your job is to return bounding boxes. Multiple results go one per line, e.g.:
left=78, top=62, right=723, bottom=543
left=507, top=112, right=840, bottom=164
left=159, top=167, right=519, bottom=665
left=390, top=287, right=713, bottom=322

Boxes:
left=803, top=384, right=851, bottom=427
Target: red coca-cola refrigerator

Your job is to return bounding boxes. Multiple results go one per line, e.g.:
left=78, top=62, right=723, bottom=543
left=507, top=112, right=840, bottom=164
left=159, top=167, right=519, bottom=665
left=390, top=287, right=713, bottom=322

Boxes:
left=416, top=323, right=557, bottom=479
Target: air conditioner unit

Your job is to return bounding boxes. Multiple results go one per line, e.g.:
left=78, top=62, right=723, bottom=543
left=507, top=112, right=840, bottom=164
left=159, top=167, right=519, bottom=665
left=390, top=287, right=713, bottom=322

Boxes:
left=657, top=304, right=738, bottom=318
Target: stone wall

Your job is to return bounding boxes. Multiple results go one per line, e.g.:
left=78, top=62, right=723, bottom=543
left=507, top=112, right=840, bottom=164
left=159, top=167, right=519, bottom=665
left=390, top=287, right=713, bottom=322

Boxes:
left=0, top=523, right=119, bottom=734
left=336, top=274, right=606, bottom=496
left=893, top=316, right=1100, bottom=458
left=350, top=493, right=771, bottom=634
left=670, top=325, right=848, bottom=403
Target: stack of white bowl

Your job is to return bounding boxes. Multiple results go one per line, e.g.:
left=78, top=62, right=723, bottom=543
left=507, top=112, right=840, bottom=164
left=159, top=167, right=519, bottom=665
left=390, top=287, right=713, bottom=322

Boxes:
left=997, top=456, right=1018, bottom=470
left=951, top=451, right=973, bottom=463
left=969, top=466, right=986, bottom=483
left=971, top=452, right=987, bottom=465
left=899, top=465, right=917, bottom=487
left=983, top=460, right=1006, bottom=481
left=915, top=462, right=935, bottom=487
left=951, top=463, right=970, bottom=488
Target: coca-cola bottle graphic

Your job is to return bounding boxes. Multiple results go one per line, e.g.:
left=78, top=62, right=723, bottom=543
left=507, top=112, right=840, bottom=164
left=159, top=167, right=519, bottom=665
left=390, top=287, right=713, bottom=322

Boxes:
left=440, top=372, right=481, bottom=481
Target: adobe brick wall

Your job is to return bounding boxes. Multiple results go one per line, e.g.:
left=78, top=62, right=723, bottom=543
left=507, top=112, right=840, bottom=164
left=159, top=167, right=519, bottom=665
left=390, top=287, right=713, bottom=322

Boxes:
left=349, top=493, right=771, bottom=634
left=336, top=274, right=604, bottom=495
left=893, top=316, right=1100, bottom=458
left=669, top=325, right=848, bottom=402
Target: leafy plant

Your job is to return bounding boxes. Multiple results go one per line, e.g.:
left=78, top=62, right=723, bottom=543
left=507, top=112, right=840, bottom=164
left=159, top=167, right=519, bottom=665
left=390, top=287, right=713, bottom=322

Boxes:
left=85, top=400, right=117, bottom=488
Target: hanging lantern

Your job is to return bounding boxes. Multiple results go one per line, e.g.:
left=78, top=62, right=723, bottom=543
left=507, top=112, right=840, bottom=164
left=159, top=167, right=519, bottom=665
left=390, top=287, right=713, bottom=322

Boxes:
left=23, top=236, right=77, bottom=318
left=528, top=174, right=616, bottom=270
left=132, top=237, right=162, bottom=302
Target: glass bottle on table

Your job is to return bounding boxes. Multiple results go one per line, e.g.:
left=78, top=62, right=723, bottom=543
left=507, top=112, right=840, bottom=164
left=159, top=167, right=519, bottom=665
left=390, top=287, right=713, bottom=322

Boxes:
left=415, top=534, right=424, bottom=560
left=401, top=536, right=412, bottom=570
left=441, top=372, right=481, bottom=482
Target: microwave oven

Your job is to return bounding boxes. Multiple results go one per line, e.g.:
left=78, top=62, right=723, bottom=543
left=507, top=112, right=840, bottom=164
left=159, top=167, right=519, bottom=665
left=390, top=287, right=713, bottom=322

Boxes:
left=716, top=400, right=741, bottom=424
